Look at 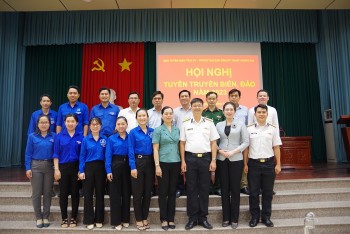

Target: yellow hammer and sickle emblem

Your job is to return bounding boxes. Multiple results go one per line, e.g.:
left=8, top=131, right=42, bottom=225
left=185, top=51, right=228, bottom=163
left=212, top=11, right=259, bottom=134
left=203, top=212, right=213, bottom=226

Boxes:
left=91, top=58, right=105, bottom=72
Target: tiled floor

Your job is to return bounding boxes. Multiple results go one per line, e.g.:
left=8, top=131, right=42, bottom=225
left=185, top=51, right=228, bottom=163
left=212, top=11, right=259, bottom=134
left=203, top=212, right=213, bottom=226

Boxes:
left=0, top=163, right=349, bottom=182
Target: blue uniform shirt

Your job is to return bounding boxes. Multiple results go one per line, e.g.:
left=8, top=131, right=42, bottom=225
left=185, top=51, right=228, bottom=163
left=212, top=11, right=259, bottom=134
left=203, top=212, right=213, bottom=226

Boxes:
left=25, top=132, right=55, bottom=170
left=56, top=101, right=89, bottom=134
left=90, top=103, right=120, bottom=136
left=79, top=134, right=107, bottom=173
left=128, top=126, right=154, bottom=170
left=105, top=133, right=128, bottom=174
left=27, top=109, right=57, bottom=135
left=53, top=129, right=83, bottom=164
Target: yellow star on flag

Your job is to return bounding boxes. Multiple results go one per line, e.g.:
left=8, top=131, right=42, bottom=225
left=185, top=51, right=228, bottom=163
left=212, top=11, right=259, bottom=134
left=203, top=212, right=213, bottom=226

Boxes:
left=118, top=58, right=132, bottom=72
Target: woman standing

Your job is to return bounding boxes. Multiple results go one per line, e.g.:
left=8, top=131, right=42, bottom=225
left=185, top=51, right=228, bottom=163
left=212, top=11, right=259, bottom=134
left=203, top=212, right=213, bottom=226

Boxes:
left=25, top=115, right=55, bottom=228
left=216, top=102, right=249, bottom=229
left=53, top=113, right=83, bottom=228
left=152, top=106, right=181, bottom=230
left=128, top=108, right=154, bottom=230
left=27, top=94, right=57, bottom=135
left=105, top=116, right=130, bottom=230
left=79, top=117, right=107, bottom=229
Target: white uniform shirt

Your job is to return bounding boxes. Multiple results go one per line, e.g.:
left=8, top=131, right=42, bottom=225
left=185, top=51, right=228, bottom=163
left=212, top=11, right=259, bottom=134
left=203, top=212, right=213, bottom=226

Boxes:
left=248, top=105, right=279, bottom=130
left=173, top=106, right=193, bottom=130
left=118, top=107, right=140, bottom=133
left=247, top=123, right=282, bottom=159
left=147, top=107, right=162, bottom=129
left=180, top=117, right=220, bottom=153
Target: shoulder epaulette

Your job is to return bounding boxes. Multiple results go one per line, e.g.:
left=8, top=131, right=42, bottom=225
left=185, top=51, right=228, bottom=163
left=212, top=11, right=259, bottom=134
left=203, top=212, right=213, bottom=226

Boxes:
left=204, top=117, right=213, bottom=122
left=183, top=118, right=191, bottom=123
left=247, top=123, right=255, bottom=127
left=267, top=123, right=276, bottom=128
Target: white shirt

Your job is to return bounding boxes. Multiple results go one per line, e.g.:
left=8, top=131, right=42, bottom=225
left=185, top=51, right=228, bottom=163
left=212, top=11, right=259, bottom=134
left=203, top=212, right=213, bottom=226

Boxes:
left=147, top=107, right=162, bottom=129
left=247, top=123, right=282, bottom=159
left=173, top=106, right=193, bottom=130
left=248, top=105, right=279, bottom=129
left=180, top=117, right=220, bottom=153
left=118, top=107, right=140, bottom=133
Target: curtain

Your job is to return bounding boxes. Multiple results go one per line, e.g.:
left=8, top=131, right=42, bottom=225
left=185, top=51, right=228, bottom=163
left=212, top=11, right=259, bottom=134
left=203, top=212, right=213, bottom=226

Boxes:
left=0, top=13, right=25, bottom=167
left=23, top=45, right=83, bottom=164
left=23, top=9, right=318, bottom=46
left=261, top=43, right=326, bottom=163
left=81, top=43, right=145, bottom=109
left=316, top=11, right=350, bottom=162
left=143, top=42, right=156, bottom=109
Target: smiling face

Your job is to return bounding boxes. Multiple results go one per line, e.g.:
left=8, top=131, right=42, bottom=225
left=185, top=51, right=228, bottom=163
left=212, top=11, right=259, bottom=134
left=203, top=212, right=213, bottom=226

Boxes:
left=37, top=115, right=50, bottom=133
left=67, top=88, right=80, bottom=104
left=223, top=103, right=236, bottom=119
left=65, top=116, right=78, bottom=131
left=255, top=107, right=268, bottom=123
left=162, top=107, right=173, bottom=125
left=179, top=91, right=190, bottom=107
left=99, top=89, right=110, bottom=104
left=136, top=109, right=148, bottom=126
left=257, top=91, right=269, bottom=105
left=89, top=119, right=101, bottom=134
left=116, top=118, right=128, bottom=134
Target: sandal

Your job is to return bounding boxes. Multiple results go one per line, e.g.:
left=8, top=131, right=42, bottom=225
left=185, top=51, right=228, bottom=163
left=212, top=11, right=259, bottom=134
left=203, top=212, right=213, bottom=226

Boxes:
left=136, top=223, right=145, bottom=231
left=61, top=219, right=68, bottom=228
left=70, top=218, right=77, bottom=228
left=143, top=223, right=150, bottom=229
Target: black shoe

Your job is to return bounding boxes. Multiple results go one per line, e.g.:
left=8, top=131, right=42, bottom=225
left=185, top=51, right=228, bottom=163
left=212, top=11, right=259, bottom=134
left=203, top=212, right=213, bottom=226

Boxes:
left=185, top=221, right=196, bottom=230
left=168, top=223, right=175, bottom=229
left=175, top=190, right=182, bottom=198
left=240, top=186, right=250, bottom=195
left=262, top=219, right=274, bottom=227
left=199, top=220, right=213, bottom=229
left=161, top=225, right=169, bottom=230
left=249, top=219, right=259, bottom=227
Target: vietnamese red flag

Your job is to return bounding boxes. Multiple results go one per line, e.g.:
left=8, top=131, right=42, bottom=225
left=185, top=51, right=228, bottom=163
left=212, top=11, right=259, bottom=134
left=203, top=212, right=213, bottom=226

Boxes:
left=81, top=43, right=144, bottom=109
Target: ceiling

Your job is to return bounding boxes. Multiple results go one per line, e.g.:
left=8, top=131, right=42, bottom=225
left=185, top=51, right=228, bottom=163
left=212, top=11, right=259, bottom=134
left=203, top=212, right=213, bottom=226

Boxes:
left=1, top=0, right=349, bottom=12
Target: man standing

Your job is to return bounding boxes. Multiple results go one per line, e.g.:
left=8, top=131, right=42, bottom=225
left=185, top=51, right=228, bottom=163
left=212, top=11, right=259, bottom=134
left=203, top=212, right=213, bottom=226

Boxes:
left=173, top=90, right=193, bottom=197
left=56, top=85, right=89, bottom=136
left=90, top=87, right=120, bottom=137
left=248, top=89, right=279, bottom=129
left=147, top=91, right=164, bottom=129
left=180, top=98, right=219, bottom=230
left=118, top=92, right=140, bottom=133
left=202, top=91, right=224, bottom=196
left=228, top=88, right=250, bottom=195
left=244, top=104, right=282, bottom=228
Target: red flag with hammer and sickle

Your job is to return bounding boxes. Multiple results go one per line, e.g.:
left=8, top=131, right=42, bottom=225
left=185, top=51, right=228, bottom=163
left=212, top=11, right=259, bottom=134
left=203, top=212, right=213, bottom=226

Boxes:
left=81, top=43, right=144, bottom=109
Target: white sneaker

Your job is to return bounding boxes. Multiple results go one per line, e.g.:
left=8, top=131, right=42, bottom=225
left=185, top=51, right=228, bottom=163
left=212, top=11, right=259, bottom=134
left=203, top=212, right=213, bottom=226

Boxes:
left=122, top=223, right=129, bottom=228
left=96, top=223, right=103, bottom=228
left=115, top=225, right=122, bottom=230
left=87, top=224, right=94, bottom=230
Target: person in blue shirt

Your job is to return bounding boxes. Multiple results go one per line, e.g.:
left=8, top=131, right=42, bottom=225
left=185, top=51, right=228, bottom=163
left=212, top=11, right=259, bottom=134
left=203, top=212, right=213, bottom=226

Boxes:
left=152, top=106, right=181, bottom=230
left=90, top=87, right=120, bottom=137
left=25, top=115, right=55, bottom=228
left=105, top=116, right=130, bottom=230
left=27, top=94, right=57, bottom=135
left=128, top=108, right=154, bottom=231
left=56, top=85, right=89, bottom=136
left=53, top=113, right=83, bottom=228
left=78, top=117, right=107, bottom=230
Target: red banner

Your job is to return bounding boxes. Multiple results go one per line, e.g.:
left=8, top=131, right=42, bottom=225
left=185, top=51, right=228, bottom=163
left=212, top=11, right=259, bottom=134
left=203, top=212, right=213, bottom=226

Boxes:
left=81, top=43, right=144, bottom=109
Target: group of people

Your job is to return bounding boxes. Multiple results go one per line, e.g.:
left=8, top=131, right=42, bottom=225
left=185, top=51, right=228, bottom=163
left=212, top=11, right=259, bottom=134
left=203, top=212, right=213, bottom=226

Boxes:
left=25, top=85, right=282, bottom=230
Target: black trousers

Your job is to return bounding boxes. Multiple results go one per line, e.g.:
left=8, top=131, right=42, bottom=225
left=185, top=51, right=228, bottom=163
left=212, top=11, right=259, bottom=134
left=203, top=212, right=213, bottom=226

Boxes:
left=157, top=162, right=181, bottom=222
left=185, top=152, right=211, bottom=223
left=83, top=160, right=106, bottom=225
left=59, top=162, right=80, bottom=220
left=109, top=156, right=131, bottom=226
left=247, top=158, right=275, bottom=220
left=217, top=159, right=243, bottom=223
left=131, top=156, right=155, bottom=222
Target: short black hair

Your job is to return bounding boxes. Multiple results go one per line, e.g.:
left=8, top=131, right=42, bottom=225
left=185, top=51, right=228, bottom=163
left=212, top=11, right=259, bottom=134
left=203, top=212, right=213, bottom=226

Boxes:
left=254, top=104, right=268, bottom=113
left=99, top=87, right=111, bottom=95
left=257, top=89, right=269, bottom=97
left=152, top=91, right=164, bottom=99
left=64, top=113, right=79, bottom=122
left=190, top=98, right=203, bottom=106
left=228, top=89, right=241, bottom=97
left=128, top=92, right=140, bottom=99
left=67, top=85, right=80, bottom=94
left=206, top=91, right=218, bottom=98
left=39, top=94, right=52, bottom=102
left=178, top=90, right=191, bottom=98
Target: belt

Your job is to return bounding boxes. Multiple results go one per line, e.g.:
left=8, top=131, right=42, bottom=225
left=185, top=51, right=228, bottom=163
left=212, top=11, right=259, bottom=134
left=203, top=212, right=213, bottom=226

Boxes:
left=32, top=159, right=53, bottom=162
left=135, top=154, right=152, bottom=159
left=250, top=157, right=274, bottom=163
left=186, top=152, right=210, bottom=158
